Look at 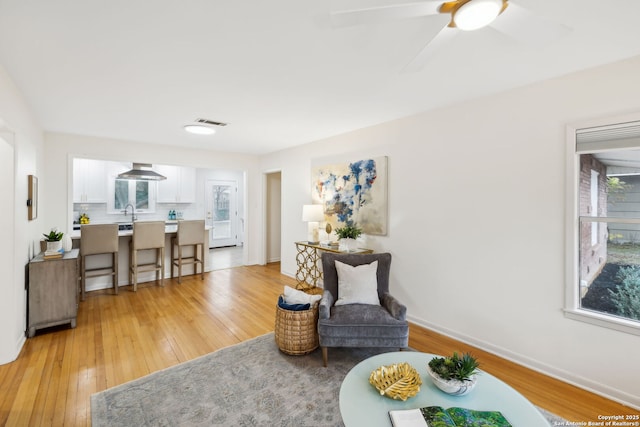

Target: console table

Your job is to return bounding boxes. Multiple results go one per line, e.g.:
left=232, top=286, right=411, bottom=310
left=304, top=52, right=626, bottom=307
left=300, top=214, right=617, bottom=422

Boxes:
left=340, top=351, right=550, bottom=426
left=294, top=241, right=373, bottom=289
left=27, top=249, right=79, bottom=337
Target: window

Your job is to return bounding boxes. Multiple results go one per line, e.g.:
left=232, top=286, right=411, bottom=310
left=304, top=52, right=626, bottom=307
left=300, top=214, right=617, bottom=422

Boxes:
left=108, top=178, right=156, bottom=214
left=566, top=117, right=640, bottom=335
left=212, top=183, right=232, bottom=239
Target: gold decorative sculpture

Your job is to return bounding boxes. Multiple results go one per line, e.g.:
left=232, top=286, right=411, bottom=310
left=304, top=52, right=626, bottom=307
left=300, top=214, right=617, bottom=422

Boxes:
left=369, top=362, right=422, bottom=401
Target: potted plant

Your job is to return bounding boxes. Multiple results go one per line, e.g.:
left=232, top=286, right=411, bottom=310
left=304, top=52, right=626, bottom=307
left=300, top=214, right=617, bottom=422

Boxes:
left=43, top=228, right=64, bottom=253
left=335, top=223, right=363, bottom=252
left=427, top=352, right=480, bottom=396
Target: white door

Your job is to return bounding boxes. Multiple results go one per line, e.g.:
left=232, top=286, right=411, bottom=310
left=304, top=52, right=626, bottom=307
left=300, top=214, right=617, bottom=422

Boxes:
left=206, top=180, right=238, bottom=248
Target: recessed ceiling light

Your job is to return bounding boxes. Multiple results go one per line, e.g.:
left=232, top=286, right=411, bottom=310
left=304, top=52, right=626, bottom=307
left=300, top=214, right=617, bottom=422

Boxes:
left=183, top=118, right=228, bottom=135
left=184, top=124, right=216, bottom=135
left=453, top=0, right=503, bottom=31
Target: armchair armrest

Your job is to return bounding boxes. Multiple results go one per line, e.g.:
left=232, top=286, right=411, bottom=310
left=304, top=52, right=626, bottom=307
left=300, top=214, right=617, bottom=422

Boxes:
left=381, top=292, right=407, bottom=321
left=319, top=290, right=334, bottom=320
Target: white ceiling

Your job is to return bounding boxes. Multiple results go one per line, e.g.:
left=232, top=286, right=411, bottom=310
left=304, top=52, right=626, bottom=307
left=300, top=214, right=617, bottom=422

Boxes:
left=1, top=0, right=640, bottom=155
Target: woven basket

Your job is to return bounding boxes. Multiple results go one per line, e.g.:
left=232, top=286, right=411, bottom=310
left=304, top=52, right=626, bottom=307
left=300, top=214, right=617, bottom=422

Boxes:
left=274, top=300, right=319, bottom=355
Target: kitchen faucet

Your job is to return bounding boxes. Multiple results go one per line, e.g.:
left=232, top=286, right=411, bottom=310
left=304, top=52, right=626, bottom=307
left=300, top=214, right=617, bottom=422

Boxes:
left=123, top=203, right=136, bottom=223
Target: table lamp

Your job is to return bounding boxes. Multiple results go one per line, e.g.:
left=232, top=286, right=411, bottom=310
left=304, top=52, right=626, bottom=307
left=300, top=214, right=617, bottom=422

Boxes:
left=302, top=204, right=324, bottom=244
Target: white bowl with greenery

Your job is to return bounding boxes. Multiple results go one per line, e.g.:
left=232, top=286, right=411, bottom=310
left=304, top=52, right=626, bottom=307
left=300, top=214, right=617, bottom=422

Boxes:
left=335, top=224, right=362, bottom=252
left=427, top=352, right=480, bottom=396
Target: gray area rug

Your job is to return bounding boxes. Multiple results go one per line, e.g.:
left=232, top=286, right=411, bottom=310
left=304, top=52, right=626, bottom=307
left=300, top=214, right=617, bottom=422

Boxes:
left=91, top=333, right=566, bottom=426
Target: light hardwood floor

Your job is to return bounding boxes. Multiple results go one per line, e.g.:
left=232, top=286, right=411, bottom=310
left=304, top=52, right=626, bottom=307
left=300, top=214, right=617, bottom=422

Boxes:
left=0, top=263, right=636, bottom=426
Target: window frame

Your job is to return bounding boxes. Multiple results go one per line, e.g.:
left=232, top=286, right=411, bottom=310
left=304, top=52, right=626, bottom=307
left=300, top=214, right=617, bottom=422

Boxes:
left=107, top=177, right=157, bottom=215
left=565, top=113, right=640, bottom=336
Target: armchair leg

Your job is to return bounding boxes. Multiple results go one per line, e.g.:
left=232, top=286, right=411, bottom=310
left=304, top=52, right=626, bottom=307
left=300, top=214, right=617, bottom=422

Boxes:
left=322, top=347, right=328, bottom=367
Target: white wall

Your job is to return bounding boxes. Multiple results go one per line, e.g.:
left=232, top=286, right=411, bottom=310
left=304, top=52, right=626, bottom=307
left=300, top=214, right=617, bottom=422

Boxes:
left=44, top=132, right=262, bottom=265
left=259, top=55, right=640, bottom=408
left=0, top=65, right=44, bottom=364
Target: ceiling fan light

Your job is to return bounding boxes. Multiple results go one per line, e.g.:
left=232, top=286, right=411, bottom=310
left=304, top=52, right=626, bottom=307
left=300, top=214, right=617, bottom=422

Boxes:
left=453, top=0, right=503, bottom=31
left=184, top=124, right=216, bottom=135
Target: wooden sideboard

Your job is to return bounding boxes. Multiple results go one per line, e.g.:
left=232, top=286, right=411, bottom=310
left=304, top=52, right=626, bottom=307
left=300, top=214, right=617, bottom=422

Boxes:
left=27, top=249, right=79, bottom=337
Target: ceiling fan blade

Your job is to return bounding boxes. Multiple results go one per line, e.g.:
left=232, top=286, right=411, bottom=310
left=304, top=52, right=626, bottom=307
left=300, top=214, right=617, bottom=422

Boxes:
left=403, top=24, right=458, bottom=72
left=331, top=1, right=443, bottom=28
left=489, top=2, right=571, bottom=46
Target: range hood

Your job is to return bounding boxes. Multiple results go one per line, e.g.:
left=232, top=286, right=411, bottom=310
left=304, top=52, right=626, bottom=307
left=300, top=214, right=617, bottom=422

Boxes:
left=117, top=163, right=167, bottom=181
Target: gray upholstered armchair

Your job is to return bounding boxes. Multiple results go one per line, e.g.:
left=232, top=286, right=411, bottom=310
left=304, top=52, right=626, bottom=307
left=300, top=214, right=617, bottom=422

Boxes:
left=318, top=252, right=409, bottom=367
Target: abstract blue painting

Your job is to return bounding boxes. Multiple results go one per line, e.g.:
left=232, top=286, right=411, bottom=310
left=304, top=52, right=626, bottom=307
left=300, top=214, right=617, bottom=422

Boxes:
left=312, top=156, right=388, bottom=235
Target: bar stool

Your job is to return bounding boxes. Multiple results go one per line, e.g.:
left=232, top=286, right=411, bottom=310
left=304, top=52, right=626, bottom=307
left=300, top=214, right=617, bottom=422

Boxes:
left=129, top=221, right=165, bottom=291
left=79, top=223, right=119, bottom=301
left=171, top=220, right=205, bottom=283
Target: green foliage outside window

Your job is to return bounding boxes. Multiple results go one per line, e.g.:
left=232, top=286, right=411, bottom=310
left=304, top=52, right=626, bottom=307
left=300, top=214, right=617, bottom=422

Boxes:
left=607, top=176, right=632, bottom=204
left=610, top=266, right=640, bottom=320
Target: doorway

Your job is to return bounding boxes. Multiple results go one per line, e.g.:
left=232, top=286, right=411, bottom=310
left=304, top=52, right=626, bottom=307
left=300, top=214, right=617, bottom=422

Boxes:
left=205, top=179, right=238, bottom=248
left=265, top=171, right=282, bottom=264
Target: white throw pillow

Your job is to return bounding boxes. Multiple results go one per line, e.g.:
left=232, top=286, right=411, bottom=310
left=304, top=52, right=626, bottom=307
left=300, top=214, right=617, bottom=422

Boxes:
left=334, top=260, right=380, bottom=306
left=283, top=285, right=322, bottom=306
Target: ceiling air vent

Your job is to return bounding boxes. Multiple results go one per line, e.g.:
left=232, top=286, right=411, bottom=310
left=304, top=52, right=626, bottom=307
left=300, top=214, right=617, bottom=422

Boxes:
left=195, top=118, right=227, bottom=127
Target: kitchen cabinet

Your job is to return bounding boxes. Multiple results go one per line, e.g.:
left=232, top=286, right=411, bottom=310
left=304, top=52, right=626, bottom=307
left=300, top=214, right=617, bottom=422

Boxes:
left=156, top=165, right=196, bottom=203
left=73, top=158, right=107, bottom=203
left=27, top=249, right=79, bottom=337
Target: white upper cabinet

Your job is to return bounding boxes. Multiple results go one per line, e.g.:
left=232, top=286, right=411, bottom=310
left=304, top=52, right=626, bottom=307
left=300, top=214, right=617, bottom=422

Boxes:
left=156, top=165, right=196, bottom=203
left=73, top=158, right=107, bottom=203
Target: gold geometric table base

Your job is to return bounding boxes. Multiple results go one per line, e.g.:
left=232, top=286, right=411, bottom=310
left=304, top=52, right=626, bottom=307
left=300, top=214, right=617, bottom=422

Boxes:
left=294, top=241, right=373, bottom=290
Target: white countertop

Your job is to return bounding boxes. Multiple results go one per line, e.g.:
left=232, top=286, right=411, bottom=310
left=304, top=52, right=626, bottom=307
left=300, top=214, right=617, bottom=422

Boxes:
left=70, top=222, right=209, bottom=239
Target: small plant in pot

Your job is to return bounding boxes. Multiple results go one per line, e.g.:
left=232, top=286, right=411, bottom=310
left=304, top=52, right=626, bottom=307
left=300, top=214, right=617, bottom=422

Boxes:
left=334, top=223, right=362, bottom=252
left=43, top=228, right=64, bottom=253
left=427, top=352, right=480, bottom=396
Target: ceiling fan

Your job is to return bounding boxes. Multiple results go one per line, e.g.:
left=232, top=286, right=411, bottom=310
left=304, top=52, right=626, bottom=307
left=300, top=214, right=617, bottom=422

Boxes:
left=331, top=0, right=570, bottom=71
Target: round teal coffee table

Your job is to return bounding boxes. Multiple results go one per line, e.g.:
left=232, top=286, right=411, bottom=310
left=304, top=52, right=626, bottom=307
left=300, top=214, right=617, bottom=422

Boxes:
left=339, top=352, right=550, bottom=427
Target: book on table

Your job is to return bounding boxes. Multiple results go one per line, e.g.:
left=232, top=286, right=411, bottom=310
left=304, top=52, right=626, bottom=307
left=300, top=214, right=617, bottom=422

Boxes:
left=389, top=406, right=512, bottom=427
left=44, top=249, right=64, bottom=260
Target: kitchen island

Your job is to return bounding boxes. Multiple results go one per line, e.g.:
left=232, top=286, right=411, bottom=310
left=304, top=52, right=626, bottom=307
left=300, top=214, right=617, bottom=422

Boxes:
left=70, top=222, right=210, bottom=295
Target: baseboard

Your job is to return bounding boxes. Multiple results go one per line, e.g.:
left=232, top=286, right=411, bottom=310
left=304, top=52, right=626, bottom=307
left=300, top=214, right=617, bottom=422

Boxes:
left=0, top=332, right=26, bottom=366
left=14, top=334, right=26, bottom=361
left=408, top=314, right=640, bottom=411
left=282, top=270, right=295, bottom=279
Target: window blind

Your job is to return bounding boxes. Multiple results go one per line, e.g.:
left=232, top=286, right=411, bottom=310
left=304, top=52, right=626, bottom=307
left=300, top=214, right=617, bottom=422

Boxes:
left=576, top=120, right=640, bottom=152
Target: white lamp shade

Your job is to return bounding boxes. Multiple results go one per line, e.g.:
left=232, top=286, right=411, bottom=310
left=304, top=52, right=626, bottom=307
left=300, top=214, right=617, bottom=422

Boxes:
left=302, top=204, right=324, bottom=222
left=453, top=0, right=502, bottom=31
